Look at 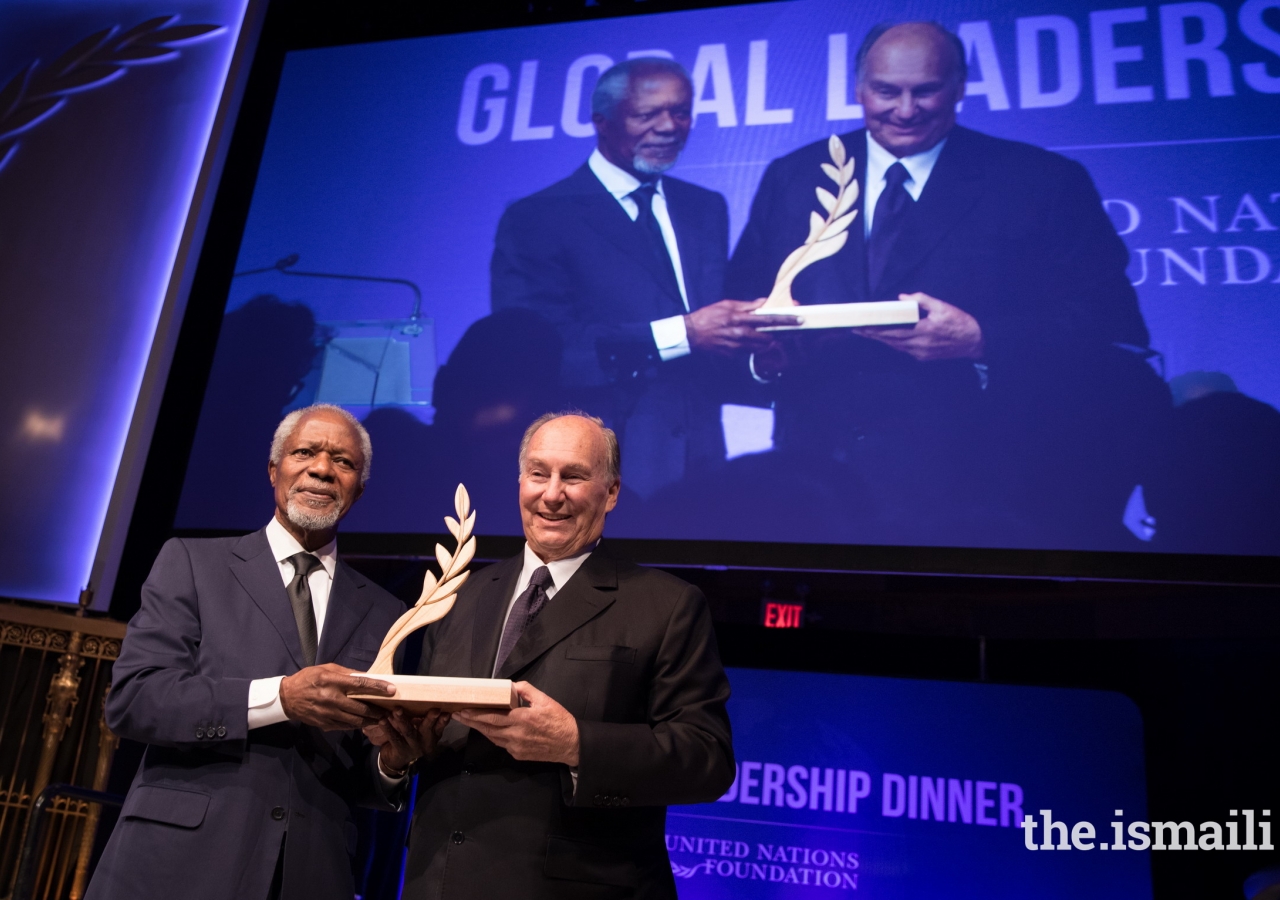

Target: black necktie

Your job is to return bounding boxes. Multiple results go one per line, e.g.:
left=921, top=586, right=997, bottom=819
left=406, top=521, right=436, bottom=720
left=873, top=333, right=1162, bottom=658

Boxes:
left=493, top=566, right=553, bottom=676
left=629, top=181, right=682, bottom=300
left=867, top=161, right=914, bottom=296
left=286, top=552, right=322, bottom=667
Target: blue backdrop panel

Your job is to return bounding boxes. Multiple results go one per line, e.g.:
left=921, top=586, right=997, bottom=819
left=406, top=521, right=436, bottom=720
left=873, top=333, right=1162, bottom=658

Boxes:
left=0, top=1, right=250, bottom=603
left=669, top=667, right=1151, bottom=898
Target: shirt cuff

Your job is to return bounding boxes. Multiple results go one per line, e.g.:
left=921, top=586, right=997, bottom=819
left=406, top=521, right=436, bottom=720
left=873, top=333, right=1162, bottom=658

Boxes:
left=570, top=767, right=579, bottom=795
left=650, top=315, right=691, bottom=362
left=376, top=751, right=410, bottom=789
left=248, top=676, right=289, bottom=730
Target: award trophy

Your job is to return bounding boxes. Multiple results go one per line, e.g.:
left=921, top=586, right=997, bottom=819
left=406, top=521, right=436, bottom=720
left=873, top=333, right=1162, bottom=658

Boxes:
left=350, top=485, right=517, bottom=713
left=751, top=135, right=920, bottom=330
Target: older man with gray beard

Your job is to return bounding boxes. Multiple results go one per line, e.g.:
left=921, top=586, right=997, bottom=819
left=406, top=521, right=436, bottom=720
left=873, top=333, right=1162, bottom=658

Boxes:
left=89, top=404, right=426, bottom=900
left=490, top=58, right=797, bottom=499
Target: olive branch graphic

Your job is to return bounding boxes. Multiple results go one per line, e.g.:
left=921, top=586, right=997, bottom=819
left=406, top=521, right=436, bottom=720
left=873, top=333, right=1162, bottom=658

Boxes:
left=0, top=16, right=224, bottom=173
left=367, top=484, right=477, bottom=675
left=760, top=134, right=860, bottom=309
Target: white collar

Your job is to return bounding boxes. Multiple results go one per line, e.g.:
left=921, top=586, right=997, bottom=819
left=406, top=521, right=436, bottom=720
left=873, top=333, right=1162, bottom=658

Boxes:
left=265, top=516, right=337, bottom=577
left=521, top=540, right=596, bottom=594
left=589, top=147, right=665, bottom=202
left=865, top=132, right=947, bottom=199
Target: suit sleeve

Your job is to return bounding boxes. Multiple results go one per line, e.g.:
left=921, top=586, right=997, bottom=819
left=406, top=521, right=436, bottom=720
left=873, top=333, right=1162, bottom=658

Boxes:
left=572, top=584, right=734, bottom=807
left=105, top=539, right=252, bottom=748
left=491, top=199, right=661, bottom=388
left=979, top=157, right=1150, bottom=372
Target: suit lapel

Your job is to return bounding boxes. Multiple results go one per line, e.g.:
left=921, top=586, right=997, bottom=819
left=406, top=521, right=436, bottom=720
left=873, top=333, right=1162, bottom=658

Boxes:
left=875, top=127, right=985, bottom=295
left=229, top=530, right=306, bottom=670
left=470, top=556, right=523, bottom=678
left=497, top=548, right=617, bottom=680
left=315, top=561, right=374, bottom=665
left=569, top=164, right=686, bottom=314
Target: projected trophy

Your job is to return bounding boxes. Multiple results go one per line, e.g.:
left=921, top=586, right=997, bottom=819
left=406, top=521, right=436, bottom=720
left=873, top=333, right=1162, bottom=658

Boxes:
left=751, top=135, right=920, bottom=330
left=350, top=484, right=517, bottom=712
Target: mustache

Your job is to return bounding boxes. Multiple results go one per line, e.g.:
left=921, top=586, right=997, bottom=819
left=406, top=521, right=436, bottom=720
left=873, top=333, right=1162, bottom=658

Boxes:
left=289, top=482, right=337, bottom=500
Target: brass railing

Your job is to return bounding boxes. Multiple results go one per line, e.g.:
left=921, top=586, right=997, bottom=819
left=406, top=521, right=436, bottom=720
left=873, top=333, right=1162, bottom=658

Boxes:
left=0, top=597, right=124, bottom=900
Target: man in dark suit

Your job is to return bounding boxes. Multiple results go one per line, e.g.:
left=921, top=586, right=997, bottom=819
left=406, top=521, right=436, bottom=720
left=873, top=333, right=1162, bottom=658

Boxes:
left=89, top=404, right=424, bottom=900
left=726, top=22, right=1160, bottom=547
left=491, top=58, right=795, bottom=499
left=380, top=411, right=734, bottom=899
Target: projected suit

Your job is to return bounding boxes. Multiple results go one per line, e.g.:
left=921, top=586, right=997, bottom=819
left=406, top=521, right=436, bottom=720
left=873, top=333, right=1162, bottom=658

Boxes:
left=727, top=124, right=1159, bottom=544
left=491, top=160, right=730, bottom=498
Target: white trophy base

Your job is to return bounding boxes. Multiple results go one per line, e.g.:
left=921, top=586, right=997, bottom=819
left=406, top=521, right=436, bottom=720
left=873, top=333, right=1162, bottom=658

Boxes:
left=753, top=299, right=920, bottom=330
left=351, top=674, right=518, bottom=713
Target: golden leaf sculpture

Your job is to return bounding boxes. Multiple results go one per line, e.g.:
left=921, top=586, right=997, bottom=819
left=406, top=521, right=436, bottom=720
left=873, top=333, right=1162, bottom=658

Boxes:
left=760, top=134, right=859, bottom=309
left=365, top=484, right=476, bottom=674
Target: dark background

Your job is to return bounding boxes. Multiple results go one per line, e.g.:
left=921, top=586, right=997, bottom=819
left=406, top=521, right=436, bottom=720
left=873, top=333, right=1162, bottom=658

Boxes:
left=103, top=1, right=1280, bottom=897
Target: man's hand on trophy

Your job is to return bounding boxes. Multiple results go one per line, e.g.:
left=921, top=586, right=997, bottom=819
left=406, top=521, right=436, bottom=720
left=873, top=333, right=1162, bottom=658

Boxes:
left=453, top=682, right=580, bottom=766
left=279, top=663, right=393, bottom=731
left=365, top=707, right=450, bottom=776
left=685, top=298, right=800, bottom=356
left=853, top=292, right=984, bottom=361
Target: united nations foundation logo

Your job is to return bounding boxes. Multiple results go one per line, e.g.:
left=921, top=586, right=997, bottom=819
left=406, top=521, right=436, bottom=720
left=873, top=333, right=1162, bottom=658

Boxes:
left=667, top=834, right=860, bottom=891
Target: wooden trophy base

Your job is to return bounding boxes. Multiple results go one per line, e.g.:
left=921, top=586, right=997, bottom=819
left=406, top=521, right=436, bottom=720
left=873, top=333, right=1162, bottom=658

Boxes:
left=351, top=674, right=518, bottom=713
left=754, top=299, right=920, bottom=330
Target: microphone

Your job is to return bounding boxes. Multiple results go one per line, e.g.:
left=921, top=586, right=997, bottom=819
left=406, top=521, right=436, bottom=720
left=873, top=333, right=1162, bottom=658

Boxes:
left=233, top=254, right=426, bottom=335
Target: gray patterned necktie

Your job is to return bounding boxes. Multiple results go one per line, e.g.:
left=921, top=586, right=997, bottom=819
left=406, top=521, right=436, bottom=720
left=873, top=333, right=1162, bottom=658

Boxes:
left=286, top=552, right=322, bottom=667
left=493, top=566, right=553, bottom=676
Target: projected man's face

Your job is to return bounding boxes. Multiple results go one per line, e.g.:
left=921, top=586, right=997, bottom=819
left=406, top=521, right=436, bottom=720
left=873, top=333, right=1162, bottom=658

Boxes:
left=857, top=24, right=965, bottom=158
left=518, top=416, right=619, bottom=563
left=594, top=71, right=693, bottom=178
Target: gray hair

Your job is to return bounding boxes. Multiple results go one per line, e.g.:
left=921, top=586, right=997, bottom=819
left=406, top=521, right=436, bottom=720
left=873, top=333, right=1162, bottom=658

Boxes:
left=270, top=403, right=372, bottom=485
left=855, top=21, right=968, bottom=85
left=591, top=57, right=692, bottom=120
left=518, top=410, right=620, bottom=484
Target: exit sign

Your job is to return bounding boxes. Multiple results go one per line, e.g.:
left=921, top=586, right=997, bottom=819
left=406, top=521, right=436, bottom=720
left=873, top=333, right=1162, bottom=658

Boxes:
left=761, top=600, right=805, bottom=629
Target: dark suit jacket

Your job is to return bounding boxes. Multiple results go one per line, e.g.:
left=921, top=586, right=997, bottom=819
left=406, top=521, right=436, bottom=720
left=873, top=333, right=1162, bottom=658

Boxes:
left=491, top=162, right=731, bottom=497
left=726, top=125, right=1152, bottom=452
left=87, top=531, right=404, bottom=900
left=402, top=544, right=734, bottom=900
left=725, top=126, right=1161, bottom=542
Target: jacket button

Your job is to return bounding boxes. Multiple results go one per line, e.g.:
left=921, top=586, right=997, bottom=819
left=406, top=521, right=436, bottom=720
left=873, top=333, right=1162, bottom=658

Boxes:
left=621, top=797, right=630, bottom=806
left=271, top=807, right=285, bottom=821
left=195, top=727, right=204, bottom=739
left=216, top=726, right=227, bottom=738
left=451, top=831, right=464, bottom=845
left=594, top=794, right=604, bottom=805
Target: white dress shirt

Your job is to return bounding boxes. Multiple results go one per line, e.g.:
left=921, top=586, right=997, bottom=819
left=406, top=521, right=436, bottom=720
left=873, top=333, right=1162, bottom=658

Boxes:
left=588, top=149, right=692, bottom=362
left=247, top=517, right=337, bottom=729
left=863, top=132, right=947, bottom=236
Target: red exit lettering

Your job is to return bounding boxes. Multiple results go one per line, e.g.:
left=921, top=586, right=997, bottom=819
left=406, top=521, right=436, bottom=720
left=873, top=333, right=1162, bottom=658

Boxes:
left=762, top=602, right=804, bottom=629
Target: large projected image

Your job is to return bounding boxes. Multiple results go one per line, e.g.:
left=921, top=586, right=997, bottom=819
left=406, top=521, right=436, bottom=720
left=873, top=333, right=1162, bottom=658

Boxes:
left=670, top=668, right=1151, bottom=898
left=177, top=0, right=1280, bottom=556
